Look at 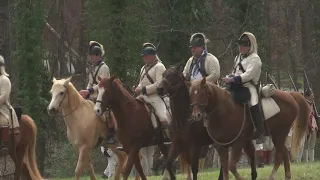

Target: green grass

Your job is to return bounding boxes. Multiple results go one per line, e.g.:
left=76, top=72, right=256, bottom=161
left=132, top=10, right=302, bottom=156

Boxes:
left=51, top=162, right=320, bottom=180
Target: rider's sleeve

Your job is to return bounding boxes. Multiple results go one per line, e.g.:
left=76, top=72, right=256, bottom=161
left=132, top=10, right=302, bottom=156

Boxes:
left=233, top=57, right=261, bottom=84
left=182, top=57, right=192, bottom=79
left=142, top=63, right=166, bottom=95
left=0, top=77, right=11, bottom=105
left=90, top=65, right=110, bottom=94
left=205, top=55, right=220, bottom=83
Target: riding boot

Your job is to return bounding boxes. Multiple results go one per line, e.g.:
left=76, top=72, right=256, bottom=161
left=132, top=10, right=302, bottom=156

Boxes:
left=0, top=126, right=9, bottom=155
left=106, top=128, right=117, bottom=144
left=250, top=105, right=266, bottom=144
left=162, top=128, right=171, bottom=145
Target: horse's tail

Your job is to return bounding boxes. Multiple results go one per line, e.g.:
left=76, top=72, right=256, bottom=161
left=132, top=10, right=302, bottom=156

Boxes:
left=21, top=115, right=43, bottom=180
left=289, top=92, right=310, bottom=160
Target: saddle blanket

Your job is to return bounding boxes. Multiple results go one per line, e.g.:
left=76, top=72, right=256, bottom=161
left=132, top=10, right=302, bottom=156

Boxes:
left=261, top=97, right=280, bottom=120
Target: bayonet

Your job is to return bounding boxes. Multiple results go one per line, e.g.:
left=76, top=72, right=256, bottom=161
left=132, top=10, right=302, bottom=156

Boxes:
left=287, top=71, right=298, bottom=91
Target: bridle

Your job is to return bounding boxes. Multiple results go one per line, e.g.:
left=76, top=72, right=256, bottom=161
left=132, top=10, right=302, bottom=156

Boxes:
left=49, top=84, right=78, bottom=117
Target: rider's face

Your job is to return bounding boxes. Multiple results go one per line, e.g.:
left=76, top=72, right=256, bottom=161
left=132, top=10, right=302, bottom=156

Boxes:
left=239, top=45, right=250, bottom=55
left=89, top=55, right=101, bottom=64
left=143, top=55, right=156, bottom=64
left=191, top=46, right=204, bottom=57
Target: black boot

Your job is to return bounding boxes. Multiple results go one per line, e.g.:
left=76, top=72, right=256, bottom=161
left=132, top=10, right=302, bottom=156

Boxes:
left=106, top=128, right=117, bottom=144
left=250, top=105, right=266, bottom=144
left=162, top=128, right=172, bottom=145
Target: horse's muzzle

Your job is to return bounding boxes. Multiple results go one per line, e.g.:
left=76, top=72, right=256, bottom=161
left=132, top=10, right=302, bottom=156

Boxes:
left=47, top=107, right=58, bottom=116
left=94, top=106, right=103, bottom=116
left=191, top=112, right=203, bottom=122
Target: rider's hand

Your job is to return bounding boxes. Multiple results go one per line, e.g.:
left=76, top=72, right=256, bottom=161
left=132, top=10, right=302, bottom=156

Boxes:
left=134, top=87, right=142, bottom=94
left=79, top=90, right=89, bottom=98
left=222, top=77, right=233, bottom=84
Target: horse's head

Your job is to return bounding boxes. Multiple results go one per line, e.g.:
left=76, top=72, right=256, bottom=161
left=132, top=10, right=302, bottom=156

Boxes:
left=47, top=76, right=72, bottom=115
left=157, top=63, right=188, bottom=96
left=94, top=75, right=118, bottom=116
left=189, top=78, right=212, bottom=121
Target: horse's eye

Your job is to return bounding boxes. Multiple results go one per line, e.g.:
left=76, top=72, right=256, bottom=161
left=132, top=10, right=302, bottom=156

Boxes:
left=60, top=92, right=64, bottom=95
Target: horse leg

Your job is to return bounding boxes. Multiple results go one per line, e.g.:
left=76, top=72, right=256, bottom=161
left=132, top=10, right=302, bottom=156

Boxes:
left=269, top=141, right=284, bottom=180
left=229, top=142, right=245, bottom=180
left=75, top=146, right=90, bottom=180
left=122, top=148, right=144, bottom=180
left=85, top=157, right=97, bottom=180
left=112, top=148, right=128, bottom=180
left=159, top=143, right=178, bottom=180
left=282, top=144, right=291, bottom=180
left=216, top=146, right=229, bottom=180
left=132, top=150, right=147, bottom=180
left=243, top=140, right=257, bottom=180
left=12, top=141, right=27, bottom=180
left=190, top=146, right=200, bottom=180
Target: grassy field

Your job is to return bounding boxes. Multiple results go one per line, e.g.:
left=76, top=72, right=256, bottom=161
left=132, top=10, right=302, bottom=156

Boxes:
left=52, top=162, right=320, bottom=180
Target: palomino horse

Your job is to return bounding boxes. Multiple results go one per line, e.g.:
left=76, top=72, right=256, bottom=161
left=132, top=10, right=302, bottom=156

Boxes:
left=6, top=114, right=43, bottom=180
left=94, top=76, right=171, bottom=180
left=47, top=77, right=137, bottom=180
left=157, top=64, right=224, bottom=180
left=189, top=78, right=309, bottom=180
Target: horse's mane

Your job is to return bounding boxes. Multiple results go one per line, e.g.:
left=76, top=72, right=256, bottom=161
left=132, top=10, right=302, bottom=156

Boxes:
left=192, top=80, right=235, bottom=115
left=66, top=82, right=91, bottom=107
left=113, top=79, right=134, bottom=99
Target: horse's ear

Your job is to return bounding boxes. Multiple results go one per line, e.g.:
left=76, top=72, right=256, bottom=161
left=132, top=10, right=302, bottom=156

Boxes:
left=200, top=78, right=206, bottom=88
left=52, top=77, right=57, bottom=83
left=110, top=75, right=117, bottom=82
left=64, top=76, right=72, bottom=86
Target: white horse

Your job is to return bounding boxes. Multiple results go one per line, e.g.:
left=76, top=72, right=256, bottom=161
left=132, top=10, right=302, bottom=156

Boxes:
left=47, top=76, right=138, bottom=180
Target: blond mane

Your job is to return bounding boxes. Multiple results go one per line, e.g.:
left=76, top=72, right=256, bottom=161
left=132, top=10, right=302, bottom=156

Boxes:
left=191, top=80, right=235, bottom=115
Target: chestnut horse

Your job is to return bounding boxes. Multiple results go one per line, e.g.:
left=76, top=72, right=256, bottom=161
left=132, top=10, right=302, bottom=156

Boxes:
left=47, top=77, right=136, bottom=180
left=157, top=64, right=229, bottom=180
left=94, top=76, right=171, bottom=180
left=189, top=78, right=309, bottom=180
left=6, top=114, right=43, bottom=180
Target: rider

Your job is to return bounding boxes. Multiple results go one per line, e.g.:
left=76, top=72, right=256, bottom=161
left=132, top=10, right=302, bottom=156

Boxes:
left=223, top=32, right=265, bottom=144
left=183, top=32, right=220, bottom=84
left=134, top=43, right=171, bottom=144
left=79, top=41, right=116, bottom=144
left=0, top=55, right=19, bottom=154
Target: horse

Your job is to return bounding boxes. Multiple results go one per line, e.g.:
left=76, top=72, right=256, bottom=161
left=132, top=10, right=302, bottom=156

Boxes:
left=93, top=76, right=171, bottom=180
left=5, top=114, right=43, bottom=180
left=47, top=76, right=138, bottom=180
left=157, top=63, right=224, bottom=180
left=189, top=77, right=309, bottom=180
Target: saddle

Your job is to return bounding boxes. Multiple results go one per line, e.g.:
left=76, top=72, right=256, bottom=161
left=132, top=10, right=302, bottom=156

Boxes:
left=227, top=83, right=280, bottom=121
left=135, top=98, right=162, bottom=129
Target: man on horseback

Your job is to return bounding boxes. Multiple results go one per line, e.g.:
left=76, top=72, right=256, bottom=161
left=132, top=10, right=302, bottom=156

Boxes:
left=223, top=32, right=266, bottom=144
left=0, top=55, right=19, bottom=154
left=183, top=33, right=220, bottom=84
left=134, top=43, right=171, bottom=144
left=79, top=41, right=116, bottom=144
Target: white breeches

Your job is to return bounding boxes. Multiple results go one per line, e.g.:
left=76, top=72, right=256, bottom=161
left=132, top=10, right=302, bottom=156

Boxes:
left=140, top=146, right=155, bottom=176
left=137, top=95, right=171, bottom=124
left=243, top=83, right=258, bottom=106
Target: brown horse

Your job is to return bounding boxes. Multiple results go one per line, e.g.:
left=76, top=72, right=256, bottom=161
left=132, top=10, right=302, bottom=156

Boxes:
left=7, top=114, right=43, bottom=180
left=157, top=64, right=224, bottom=180
left=94, top=76, right=170, bottom=180
left=189, top=78, right=309, bottom=180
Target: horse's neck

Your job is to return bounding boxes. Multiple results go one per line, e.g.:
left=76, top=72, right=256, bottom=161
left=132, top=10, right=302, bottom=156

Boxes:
left=110, top=93, right=136, bottom=127
left=171, top=86, right=190, bottom=124
left=62, top=86, right=85, bottom=115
